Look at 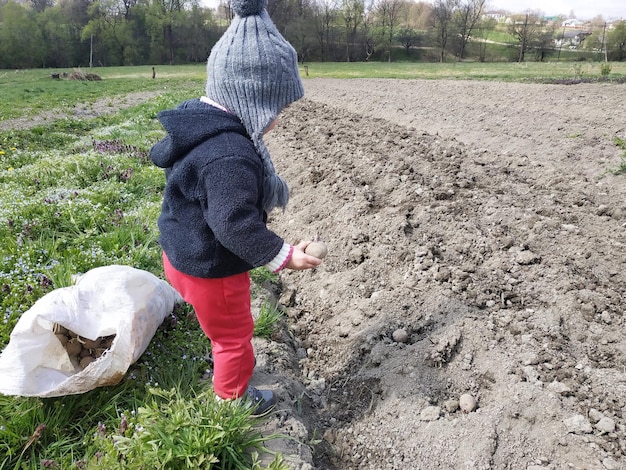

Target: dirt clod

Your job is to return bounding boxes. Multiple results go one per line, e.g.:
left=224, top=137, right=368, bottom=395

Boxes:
left=391, top=328, right=408, bottom=343
left=459, top=393, right=477, bottom=413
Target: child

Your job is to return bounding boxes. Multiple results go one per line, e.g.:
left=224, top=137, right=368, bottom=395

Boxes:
left=149, top=0, right=322, bottom=414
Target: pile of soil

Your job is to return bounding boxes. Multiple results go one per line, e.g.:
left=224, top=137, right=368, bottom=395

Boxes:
left=252, top=78, right=626, bottom=470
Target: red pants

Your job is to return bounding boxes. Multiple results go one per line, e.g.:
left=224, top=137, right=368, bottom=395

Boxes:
left=162, top=252, right=254, bottom=399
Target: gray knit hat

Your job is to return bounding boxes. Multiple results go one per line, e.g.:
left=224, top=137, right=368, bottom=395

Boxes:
left=206, top=0, right=304, bottom=212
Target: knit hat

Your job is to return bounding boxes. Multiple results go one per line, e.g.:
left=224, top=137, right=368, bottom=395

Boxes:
left=206, top=0, right=304, bottom=212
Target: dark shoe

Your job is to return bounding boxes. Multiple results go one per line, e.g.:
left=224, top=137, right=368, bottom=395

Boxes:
left=244, top=385, right=276, bottom=415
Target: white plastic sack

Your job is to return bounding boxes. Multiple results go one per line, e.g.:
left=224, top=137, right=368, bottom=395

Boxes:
left=0, top=265, right=182, bottom=398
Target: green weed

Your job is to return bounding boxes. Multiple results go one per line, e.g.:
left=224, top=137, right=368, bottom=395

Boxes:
left=86, top=387, right=287, bottom=469
left=254, top=301, right=284, bottom=339
left=613, top=137, right=626, bottom=175
left=251, top=266, right=279, bottom=285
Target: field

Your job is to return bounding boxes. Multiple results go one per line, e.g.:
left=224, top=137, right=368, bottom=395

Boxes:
left=299, top=61, right=626, bottom=80
left=262, top=78, right=626, bottom=469
left=1, top=64, right=626, bottom=469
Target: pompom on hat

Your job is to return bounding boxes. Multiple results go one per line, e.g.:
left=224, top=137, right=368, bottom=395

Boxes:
left=206, top=0, right=304, bottom=212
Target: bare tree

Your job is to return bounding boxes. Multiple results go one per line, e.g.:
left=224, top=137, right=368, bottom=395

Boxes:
left=374, top=0, right=406, bottom=62
left=267, top=0, right=297, bottom=30
left=145, top=0, right=193, bottom=64
left=361, top=5, right=378, bottom=60
left=508, top=11, right=543, bottom=62
left=396, top=27, right=420, bottom=56
left=582, top=15, right=608, bottom=58
left=453, top=0, right=485, bottom=60
left=430, top=0, right=458, bottom=63
left=607, top=20, right=626, bottom=61
left=339, top=0, right=364, bottom=61
left=30, top=0, right=53, bottom=13
left=473, top=16, right=495, bottom=62
left=407, top=1, right=432, bottom=30
left=286, top=0, right=319, bottom=63
left=312, top=0, right=337, bottom=61
left=534, top=25, right=556, bottom=62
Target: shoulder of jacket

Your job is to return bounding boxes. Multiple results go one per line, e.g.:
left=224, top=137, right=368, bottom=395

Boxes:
left=188, top=133, right=261, bottom=170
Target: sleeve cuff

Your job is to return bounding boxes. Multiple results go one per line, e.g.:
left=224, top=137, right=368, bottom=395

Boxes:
left=265, top=242, right=293, bottom=273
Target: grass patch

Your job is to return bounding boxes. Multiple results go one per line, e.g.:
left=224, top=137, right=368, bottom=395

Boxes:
left=297, top=61, right=626, bottom=81
left=0, top=65, right=205, bottom=121
left=88, top=387, right=285, bottom=469
left=254, top=301, right=285, bottom=339
left=0, top=77, right=287, bottom=469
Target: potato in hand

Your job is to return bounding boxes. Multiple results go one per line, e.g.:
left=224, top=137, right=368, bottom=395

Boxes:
left=305, top=241, right=328, bottom=259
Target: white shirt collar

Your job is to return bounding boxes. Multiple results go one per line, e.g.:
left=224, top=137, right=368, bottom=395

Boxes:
left=200, top=96, right=230, bottom=113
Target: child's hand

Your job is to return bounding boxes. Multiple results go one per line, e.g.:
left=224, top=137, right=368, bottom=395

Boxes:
left=285, top=241, right=323, bottom=271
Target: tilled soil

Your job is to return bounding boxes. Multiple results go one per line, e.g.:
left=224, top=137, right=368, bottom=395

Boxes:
left=253, top=78, right=626, bottom=470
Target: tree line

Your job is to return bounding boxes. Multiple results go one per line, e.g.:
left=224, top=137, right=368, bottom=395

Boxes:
left=1, top=0, right=625, bottom=69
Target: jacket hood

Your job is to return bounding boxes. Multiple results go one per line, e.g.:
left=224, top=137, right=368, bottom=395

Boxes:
left=150, top=99, right=247, bottom=168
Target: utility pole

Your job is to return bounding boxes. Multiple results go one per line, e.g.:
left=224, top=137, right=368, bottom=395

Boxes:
left=557, top=25, right=566, bottom=61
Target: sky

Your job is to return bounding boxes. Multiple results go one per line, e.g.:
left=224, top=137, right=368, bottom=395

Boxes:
left=486, top=0, right=626, bottom=20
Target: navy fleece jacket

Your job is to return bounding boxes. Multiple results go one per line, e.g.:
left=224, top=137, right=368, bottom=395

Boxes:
left=150, top=98, right=284, bottom=278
